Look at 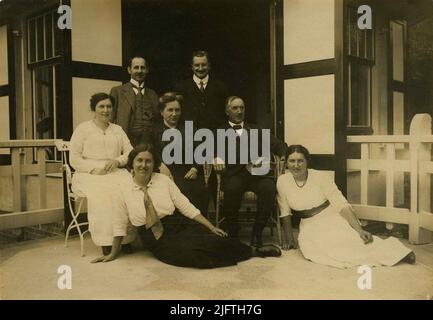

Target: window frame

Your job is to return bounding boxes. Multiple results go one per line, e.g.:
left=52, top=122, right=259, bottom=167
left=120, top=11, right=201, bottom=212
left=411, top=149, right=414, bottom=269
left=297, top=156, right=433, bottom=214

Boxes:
left=26, top=6, right=65, bottom=161
left=27, top=7, right=63, bottom=66
left=346, top=4, right=375, bottom=135
left=388, top=19, right=407, bottom=135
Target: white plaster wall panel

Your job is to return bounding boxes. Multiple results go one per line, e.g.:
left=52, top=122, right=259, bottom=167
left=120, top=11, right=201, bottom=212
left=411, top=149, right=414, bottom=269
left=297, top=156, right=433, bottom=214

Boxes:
left=71, top=0, right=122, bottom=66
left=0, top=25, right=8, bottom=85
left=283, top=0, right=334, bottom=65
left=72, top=77, right=121, bottom=129
left=284, top=75, right=335, bottom=154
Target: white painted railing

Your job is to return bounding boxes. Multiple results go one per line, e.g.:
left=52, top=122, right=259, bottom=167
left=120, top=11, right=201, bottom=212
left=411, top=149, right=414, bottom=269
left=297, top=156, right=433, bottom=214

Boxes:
left=0, top=140, right=63, bottom=230
left=347, top=114, right=433, bottom=244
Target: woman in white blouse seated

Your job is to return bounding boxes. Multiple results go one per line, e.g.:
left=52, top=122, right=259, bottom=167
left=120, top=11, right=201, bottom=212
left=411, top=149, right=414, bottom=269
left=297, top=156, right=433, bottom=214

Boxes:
left=92, top=144, right=282, bottom=268
left=70, top=92, right=136, bottom=256
left=277, top=144, right=415, bottom=269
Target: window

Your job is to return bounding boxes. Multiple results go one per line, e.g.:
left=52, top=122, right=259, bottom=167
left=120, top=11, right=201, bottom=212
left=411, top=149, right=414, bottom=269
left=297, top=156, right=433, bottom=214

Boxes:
left=33, top=65, right=56, bottom=140
left=347, top=6, right=374, bottom=133
left=349, top=61, right=371, bottom=126
left=27, top=9, right=62, bottom=64
left=389, top=20, right=406, bottom=135
left=27, top=8, right=64, bottom=160
left=27, top=8, right=63, bottom=142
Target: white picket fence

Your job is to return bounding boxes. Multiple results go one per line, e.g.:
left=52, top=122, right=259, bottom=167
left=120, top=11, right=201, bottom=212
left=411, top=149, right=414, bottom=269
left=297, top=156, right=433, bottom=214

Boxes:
left=347, top=114, right=433, bottom=244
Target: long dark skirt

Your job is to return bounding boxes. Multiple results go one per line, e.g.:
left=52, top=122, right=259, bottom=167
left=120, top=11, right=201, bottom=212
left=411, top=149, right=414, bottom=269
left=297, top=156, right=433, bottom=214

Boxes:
left=138, top=212, right=252, bottom=268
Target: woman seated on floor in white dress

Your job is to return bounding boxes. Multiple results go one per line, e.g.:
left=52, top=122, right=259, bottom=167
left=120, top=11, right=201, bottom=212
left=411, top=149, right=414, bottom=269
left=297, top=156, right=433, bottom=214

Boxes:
left=91, top=144, right=282, bottom=267
left=276, top=144, right=415, bottom=269
left=70, top=92, right=137, bottom=256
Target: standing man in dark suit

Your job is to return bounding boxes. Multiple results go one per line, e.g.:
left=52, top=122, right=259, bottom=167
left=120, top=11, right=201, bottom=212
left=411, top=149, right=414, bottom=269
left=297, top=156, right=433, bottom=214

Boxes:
left=111, top=56, right=159, bottom=146
left=214, top=96, right=287, bottom=247
left=175, top=50, right=228, bottom=130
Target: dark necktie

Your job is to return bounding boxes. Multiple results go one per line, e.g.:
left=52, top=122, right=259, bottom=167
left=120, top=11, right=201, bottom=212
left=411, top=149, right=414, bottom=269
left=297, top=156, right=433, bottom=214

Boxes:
left=140, top=186, right=164, bottom=240
left=199, top=81, right=205, bottom=93
left=232, top=124, right=242, bottom=130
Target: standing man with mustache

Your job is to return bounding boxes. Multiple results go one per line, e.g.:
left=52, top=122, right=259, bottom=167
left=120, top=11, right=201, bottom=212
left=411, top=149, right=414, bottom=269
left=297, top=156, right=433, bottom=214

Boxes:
left=175, top=50, right=228, bottom=130
left=174, top=51, right=229, bottom=216
left=111, top=56, right=159, bottom=146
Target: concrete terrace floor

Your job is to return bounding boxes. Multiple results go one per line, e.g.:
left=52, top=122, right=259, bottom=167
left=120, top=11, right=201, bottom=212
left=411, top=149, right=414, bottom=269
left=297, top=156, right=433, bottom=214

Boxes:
left=1, top=231, right=433, bottom=300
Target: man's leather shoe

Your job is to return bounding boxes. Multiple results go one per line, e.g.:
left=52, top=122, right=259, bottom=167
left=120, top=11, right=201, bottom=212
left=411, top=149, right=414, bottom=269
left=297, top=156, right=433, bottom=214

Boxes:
left=250, top=236, right=263, bottom=248
left=255, top=244, right=282, bottom=258
left=122, top=244, right=133, bottom=254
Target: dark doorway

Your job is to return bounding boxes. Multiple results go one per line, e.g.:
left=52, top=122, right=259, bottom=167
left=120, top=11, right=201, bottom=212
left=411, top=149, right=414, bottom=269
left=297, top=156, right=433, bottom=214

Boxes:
left=123, top=0, right=271, bottom=125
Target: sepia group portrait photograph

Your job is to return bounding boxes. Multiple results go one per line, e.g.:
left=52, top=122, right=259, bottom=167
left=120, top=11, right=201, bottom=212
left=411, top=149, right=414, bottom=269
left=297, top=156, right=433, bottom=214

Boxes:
left=0, top=0, right=433, bottom=302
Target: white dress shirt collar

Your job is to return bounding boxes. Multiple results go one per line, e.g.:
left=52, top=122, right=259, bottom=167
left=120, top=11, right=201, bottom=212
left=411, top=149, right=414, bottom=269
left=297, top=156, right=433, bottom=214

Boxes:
left=228, top=121, right=245, bottom=135
left=130, top=79, right=145, bottom=94
left=131, top=175, right=154, bottom=191
left=163, top=119, right=177, bottom=129
left=193, top=74, right=209, bottom=89
left=229, top=121, right=244, bottom=128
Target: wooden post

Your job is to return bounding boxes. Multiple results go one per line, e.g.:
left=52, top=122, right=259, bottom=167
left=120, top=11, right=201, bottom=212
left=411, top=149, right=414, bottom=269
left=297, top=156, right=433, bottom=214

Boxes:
left=37, top=148, right=47, bottom=209
left=385, top=144, right=395, bottom=230
left=360, top=143, right=369, bottom=206
left=386, top=144, right=395, bottom=208
left=409, top=114, right=433, bottom=244
left=11, top=148, right=25, bottom=212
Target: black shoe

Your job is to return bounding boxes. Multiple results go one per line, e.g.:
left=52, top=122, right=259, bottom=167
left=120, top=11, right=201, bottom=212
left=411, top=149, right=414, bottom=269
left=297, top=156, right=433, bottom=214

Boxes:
left=255, top=244, right=282, bottom=258
left=250, top=236, right=263, bottom=248
left=101, top=246, right=111, bottom=256
left=122, top=244, right=133, bottom=254
left=402, top=252, right=416, bottom=264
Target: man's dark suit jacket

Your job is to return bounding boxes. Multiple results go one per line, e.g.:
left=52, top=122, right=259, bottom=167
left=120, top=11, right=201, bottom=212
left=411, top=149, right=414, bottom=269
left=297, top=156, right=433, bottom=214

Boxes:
left=215, top=122, right=287, bottom=179
left=175, top=77, right=228, bottom=130
left=110, top=82, right=159, bottom=136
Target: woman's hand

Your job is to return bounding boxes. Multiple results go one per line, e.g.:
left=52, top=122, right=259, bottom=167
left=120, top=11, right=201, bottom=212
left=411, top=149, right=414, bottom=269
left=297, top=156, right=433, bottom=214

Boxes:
left=359, top=230, right=373, bottom=244
left=212, top=157, right=225, bottom=172
left=184, top=167, right=198, bottom=180
left=210, top=226, right=228, bottom=237
left=104, top=159, right=120, bottom=172
left=91, top=254, right=117, bottom=263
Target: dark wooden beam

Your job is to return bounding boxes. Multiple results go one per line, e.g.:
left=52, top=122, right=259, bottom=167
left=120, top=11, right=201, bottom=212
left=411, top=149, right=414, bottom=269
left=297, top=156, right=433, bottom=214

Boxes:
left=0, top=85, right=9, bottom=97
left=282, top=59, right=336, bottom=79
left=70, top=61, right=123, bottom=81
left=334, top=0, right=348, bottom=195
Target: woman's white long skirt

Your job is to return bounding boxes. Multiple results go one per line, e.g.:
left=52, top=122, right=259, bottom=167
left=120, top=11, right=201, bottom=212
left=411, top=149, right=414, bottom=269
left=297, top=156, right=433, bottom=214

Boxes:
left=298, top=207, right=412, bottom=269
left=72, top=169, right=136, bottom=246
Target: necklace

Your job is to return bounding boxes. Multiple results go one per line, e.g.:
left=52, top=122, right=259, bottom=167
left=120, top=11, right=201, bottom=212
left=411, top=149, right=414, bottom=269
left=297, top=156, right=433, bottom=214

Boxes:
left=294, top=171, right=308, bottom=188
left=93, top=119, right=109, bottom=131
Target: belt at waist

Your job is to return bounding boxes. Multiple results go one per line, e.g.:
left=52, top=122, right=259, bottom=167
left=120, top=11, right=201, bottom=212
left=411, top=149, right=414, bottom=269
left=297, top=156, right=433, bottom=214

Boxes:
left=292, top=200, right=330, bottom=219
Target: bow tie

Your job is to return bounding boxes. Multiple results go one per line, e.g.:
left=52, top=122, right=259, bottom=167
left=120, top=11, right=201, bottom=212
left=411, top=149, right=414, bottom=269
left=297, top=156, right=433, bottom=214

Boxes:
left=232, top=124, right=242, bottom=130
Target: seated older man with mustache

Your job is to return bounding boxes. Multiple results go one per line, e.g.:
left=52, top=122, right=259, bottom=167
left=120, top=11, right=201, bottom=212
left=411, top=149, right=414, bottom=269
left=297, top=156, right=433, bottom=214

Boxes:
left=213, top=96, right=288, bottom=248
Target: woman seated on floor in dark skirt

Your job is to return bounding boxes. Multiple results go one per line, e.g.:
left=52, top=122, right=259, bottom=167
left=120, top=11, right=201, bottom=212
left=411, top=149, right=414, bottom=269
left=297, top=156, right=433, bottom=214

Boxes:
left=92, top=144, right=281, bottom=268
